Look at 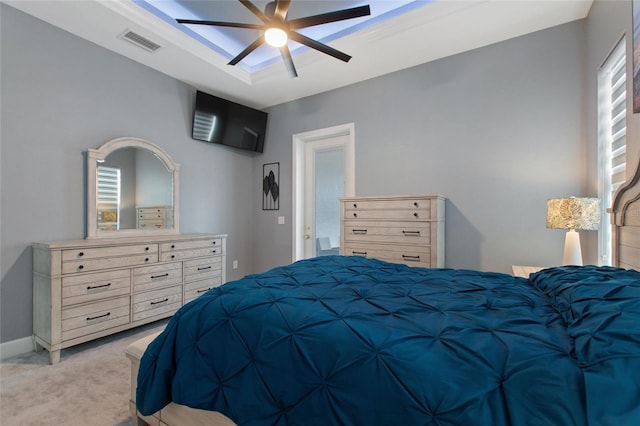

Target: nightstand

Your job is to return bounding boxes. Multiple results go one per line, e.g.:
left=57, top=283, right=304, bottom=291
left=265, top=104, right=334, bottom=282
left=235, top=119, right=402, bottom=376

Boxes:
left=512, top=265, right=547, bottom=278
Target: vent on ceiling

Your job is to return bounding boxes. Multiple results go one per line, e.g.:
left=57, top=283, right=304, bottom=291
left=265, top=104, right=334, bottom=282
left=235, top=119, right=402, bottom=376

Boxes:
left=120, top=30, right=161, bottom=52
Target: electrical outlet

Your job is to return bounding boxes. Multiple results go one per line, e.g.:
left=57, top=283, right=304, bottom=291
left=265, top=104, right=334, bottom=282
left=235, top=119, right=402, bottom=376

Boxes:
left=232, top=260, right=238, bottom=269
left=278, top=216, right=285, bottom=225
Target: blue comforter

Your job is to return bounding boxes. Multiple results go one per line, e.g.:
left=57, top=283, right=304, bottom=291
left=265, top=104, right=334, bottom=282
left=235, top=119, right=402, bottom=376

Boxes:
left=137, top=256, right=640, bottom=425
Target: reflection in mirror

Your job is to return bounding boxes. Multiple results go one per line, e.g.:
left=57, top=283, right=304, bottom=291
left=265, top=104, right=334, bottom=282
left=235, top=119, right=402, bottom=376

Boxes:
left=87, top=137, right=180, bottom=239
left=97, top=148, right=173, bottom=231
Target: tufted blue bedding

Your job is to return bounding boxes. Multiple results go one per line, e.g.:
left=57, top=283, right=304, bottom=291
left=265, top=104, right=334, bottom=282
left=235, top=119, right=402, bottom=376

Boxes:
left=136, top=256, right=640, bottom=425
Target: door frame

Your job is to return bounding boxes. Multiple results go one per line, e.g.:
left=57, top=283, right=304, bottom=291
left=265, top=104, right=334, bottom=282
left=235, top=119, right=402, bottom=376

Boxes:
left=292, top=123, right=355, bottom=262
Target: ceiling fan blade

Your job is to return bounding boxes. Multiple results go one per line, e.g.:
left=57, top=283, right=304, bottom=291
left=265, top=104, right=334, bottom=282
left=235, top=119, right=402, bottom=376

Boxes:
left=273, top=0, right=291, bottom=21
left=239, top=0, right=271, bottom=24
left=279, top=45, right=298, bottom=78
left=176, top=19, right=264, bottom=30
left=288, top=5, right=371, bottom=30
left=228, top=36, right=265, bottom=66
left=288, top=31, right=351, bottom=62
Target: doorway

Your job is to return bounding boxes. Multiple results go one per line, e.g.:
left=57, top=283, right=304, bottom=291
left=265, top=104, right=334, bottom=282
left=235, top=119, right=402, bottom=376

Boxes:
left=292, top=123, right=355, bottom=261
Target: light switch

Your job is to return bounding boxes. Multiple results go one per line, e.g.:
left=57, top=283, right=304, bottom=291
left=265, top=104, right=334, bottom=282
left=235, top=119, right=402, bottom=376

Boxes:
left=278, top=216, right=285, bottom=225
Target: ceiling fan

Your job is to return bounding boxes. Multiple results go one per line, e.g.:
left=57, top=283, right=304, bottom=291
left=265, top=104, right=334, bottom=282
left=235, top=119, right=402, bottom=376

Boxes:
left=176, top=0, right=371, bottom=78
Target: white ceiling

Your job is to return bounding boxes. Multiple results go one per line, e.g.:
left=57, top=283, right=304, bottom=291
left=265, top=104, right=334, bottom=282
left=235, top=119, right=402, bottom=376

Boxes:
left=5, top=0, right=593, bottom=109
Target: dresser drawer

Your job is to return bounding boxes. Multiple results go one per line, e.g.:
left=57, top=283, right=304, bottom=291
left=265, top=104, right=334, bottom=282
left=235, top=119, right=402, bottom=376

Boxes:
left=62, top=253, right=159, bottom=274
left=138, top=221, right=164, bottom=229
left=62, top=244, right=158, bottom=261
left=343, top=243, right=432, bottom=266
left=343, top=221, right=431, bottom=245
left=344, top=206, right=431, bottom=221
left=138, top=207, right=165, bottom=214
left=161, top=238, right=223, bottom=251
left=160, top=238, right=223, bottom=253
left=345, top=198, right=431, bottom=211
left=62, top=269, right=131, bottom=306
left=184, top=257, right=222, bottom=282
left=160, top=246, right=222, bottom=262
left=61, top=296, right=130, bottom=341
left=184, top=277, right=223, bottom=304
left=133, top=285, right=182, bottom=322
left=133, top=262, right=183, bottom=293
left=138, top=211, right=165, bottom=220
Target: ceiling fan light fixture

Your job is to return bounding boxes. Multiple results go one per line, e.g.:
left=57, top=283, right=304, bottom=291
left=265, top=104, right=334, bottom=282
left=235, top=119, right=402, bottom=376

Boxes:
left=265, top=28, right=288, bottom=47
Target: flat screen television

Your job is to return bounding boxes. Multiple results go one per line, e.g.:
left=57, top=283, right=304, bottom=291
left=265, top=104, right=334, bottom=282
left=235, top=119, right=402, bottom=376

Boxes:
left=192, top=90, right=268, bottom=153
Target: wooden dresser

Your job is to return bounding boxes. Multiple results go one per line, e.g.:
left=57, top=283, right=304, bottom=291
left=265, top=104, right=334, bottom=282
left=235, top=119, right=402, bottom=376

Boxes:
left=32, top=233, right=226, bottom=363
left=340, top=195, right=445, bottom=267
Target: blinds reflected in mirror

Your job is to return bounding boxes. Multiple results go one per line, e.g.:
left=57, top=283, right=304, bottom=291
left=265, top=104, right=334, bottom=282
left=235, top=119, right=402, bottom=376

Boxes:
left=97, top=166, right=120, bottom=231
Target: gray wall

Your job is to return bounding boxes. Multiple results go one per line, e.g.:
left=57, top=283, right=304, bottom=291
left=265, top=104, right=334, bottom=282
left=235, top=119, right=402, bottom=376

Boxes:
left=0, top=4, right=257, bottom=343
left=255, top=20, right=588, bottom=274
left=254, top=1, right=640, bottom=275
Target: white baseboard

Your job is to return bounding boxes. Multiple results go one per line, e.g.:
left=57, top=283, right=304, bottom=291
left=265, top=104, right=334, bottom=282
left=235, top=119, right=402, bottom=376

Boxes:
left=0, top=336, right=34, bottom=361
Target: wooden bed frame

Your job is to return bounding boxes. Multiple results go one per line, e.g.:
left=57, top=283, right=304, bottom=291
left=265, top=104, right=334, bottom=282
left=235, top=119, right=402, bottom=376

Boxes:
left=126, top=332, right=235, bottom=426
left=610, top=158, right=640, bottom=270
left=126, top=158, right=640, bottom=426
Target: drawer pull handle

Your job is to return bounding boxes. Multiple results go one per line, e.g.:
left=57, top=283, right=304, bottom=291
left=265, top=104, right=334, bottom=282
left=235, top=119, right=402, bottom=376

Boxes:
left=402, top=255, right=421, bottom=262
left=353, top=203, right=357, bottom=208
left=150, top=298, right=169, bottom=306
left=78, top=252, right=84, bottom=257
left=197, top=288, right=212, bottom=294
left=402, top=230, right=421, bottom=236
left=171, top=255, right=176, bottom=259
left=352, top=251, right=367, bottom=256
left=145, top=258, right=150, bottom=262
left=212, top=241, right=217, bottom=245
left=211, top=249, right=217, bottom=254
left=352, top=229, right=368, bottom=235
left=413, top=213, right=419, bottom=218
left=353, top=213, right=358, bottom=218
left=78, top=265, right=84, bottom=270
left=151, top=273, right=169, bottom=279
left=145, top=247, right=150, bottom=251
left=87, top=283, right=111, bottom=290
left=171, top=244, right=176, bottom=249
left=87, top=312, right=110, bottom=321
left=197, top=266, right=212, bottom=271
left=414, top=202, right=419, bottom=207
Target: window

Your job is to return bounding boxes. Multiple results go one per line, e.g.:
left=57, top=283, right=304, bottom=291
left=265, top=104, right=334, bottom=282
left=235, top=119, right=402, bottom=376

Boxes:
left=597, top=38, right=626, bottom=265
left=97, top=165, right=120, bottom=231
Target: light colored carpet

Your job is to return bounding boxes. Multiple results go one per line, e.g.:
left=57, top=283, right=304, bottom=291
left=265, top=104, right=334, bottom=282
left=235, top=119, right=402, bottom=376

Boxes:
left=0, top=320, right=168, bottom=426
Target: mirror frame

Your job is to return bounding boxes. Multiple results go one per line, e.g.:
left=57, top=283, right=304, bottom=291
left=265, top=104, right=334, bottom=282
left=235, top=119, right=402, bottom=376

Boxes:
left=86, top=137, right=180, bottom=239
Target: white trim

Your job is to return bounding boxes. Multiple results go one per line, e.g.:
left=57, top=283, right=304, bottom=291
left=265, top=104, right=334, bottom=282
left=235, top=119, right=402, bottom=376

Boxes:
left=292, top=123, right=355, bottom=262
left=0, top=336, right=34, bottom=361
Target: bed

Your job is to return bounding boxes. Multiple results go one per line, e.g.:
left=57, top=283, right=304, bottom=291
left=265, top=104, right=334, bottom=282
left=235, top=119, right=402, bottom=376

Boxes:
left=128, top=159, right=640, bottom=426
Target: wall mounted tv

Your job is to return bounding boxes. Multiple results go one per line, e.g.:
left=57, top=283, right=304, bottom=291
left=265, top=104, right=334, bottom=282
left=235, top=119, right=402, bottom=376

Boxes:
left=191, top=90, right=268, bottom=153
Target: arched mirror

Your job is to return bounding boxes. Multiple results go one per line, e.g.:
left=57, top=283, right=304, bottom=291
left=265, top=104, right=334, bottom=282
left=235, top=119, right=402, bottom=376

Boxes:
left=86, top=137, right=180, bottom=238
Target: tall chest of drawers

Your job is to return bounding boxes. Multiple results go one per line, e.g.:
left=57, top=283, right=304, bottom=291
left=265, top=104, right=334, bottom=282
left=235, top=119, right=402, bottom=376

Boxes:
left=340, top=195, right=445, bottom=267
left=32, top=233, right=226, bottom=363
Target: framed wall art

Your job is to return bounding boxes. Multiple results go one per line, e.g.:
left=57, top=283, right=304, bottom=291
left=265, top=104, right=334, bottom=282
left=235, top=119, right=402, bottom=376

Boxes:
left=262, top=162, right=280, bottom=210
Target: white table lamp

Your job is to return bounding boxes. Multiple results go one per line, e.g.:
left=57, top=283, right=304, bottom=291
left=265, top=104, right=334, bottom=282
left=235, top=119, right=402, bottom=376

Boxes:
left=546, top=197, right=600, bottom=266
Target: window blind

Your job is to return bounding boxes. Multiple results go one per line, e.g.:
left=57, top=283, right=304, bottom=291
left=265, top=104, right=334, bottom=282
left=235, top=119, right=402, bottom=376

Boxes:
left=597, top=39, right=626, bottom=265
left=97, top=166, right=120, bottom=229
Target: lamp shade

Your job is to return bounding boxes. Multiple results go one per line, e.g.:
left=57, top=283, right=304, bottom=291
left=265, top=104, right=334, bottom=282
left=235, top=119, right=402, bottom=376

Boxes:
left=546, top=197, right=600, bottom=230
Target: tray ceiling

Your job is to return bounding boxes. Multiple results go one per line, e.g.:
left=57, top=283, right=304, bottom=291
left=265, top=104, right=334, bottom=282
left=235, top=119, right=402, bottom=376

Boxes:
left=5, top=0, right=593, bottom=108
